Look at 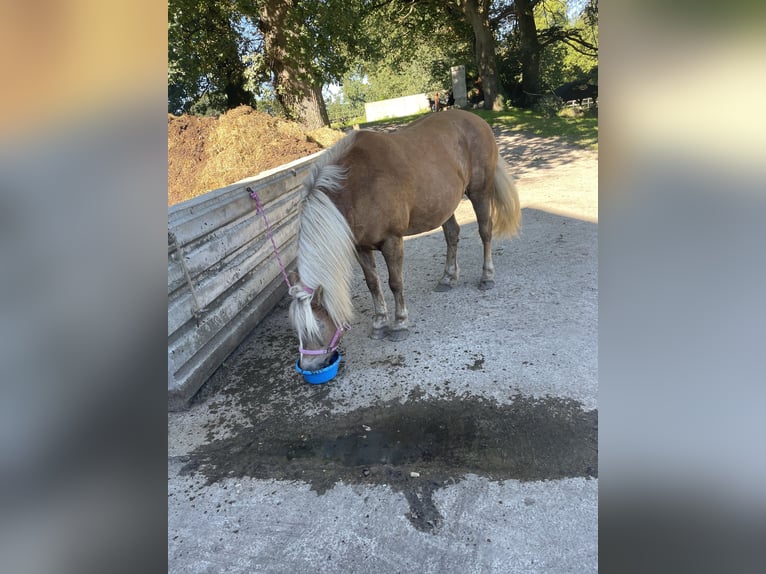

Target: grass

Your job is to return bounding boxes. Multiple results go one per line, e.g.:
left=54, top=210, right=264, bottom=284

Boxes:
left=339, top=107, right=597, bottom=150
left=356, top=111, right=431, bottom=129
left=472, top=108, right=598, bottom=150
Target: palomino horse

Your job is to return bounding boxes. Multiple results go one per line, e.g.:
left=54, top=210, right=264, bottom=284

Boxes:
left=289, top=109, right=521, bottom=371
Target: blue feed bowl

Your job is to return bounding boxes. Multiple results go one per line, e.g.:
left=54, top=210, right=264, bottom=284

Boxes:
left=295, top=352, right=341, bottom=384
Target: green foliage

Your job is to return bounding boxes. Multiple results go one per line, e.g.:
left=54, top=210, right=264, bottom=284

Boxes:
left=289, top=0, right=369, bottom=85
left=168, top=0, right=258, bottom=115
left=496, top=0, right=598, bottom=105
left=169, top=0, right=598, bottom=126
left=325, top=7, right=473, bottom=124
left=552, top=1, right=598, bottom=86
left=533, top=93, right=563, bottom=118
left=188, top=92, right=230, bottom=117
left=325, top=89, right=362, bottom=126
left=169, top=0, right=371, bottom=118
left=538, top=0, right=598, bottom=90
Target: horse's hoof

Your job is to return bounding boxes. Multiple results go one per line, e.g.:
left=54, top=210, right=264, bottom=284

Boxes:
left=479, top=279, right=495, bottom=291
left=435, top=283, right=453, bottom=292
left=370, top=326, right=388, bottom=340
left=387, top=328, right=409, bottom=342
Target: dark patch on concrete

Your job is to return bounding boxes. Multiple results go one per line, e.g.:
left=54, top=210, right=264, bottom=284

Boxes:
left=404, top=484, right=443, bottom=532
left=406, top=385, right=426, bottom=402
left=181, top=395, right=597, bottom=533
left=370, top=354, right=406, bottom=375
left=466, top=354, right=485, bottom=371
left=370, top=354, right=406, bottom=368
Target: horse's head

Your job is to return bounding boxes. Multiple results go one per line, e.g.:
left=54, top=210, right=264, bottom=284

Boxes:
left=288, top=273, right=345, bottom=372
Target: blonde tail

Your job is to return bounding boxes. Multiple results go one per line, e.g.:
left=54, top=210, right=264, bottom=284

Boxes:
left=492, top=155, right=521, bottom=238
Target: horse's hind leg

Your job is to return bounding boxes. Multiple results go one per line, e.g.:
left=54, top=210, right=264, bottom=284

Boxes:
left=357, top=247, right=389, bottom=339
left=380, top=236, right=409, bottom=342
left=436, top=214, right=460, bottom=292
left=467, top=195, right=496, bottom=290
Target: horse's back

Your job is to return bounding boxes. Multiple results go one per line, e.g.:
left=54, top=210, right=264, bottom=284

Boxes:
left=394, top=109, right=498, bottom=190
left=402, top=108, right=494, bottom=141
left=336, top=110, right=498, bottom=243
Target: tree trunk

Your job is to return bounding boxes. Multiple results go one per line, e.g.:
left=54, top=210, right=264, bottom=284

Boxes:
left=258, top=0, right=330, bottom=128
left=514, top=0, right=542, bottom=108
left=277, top=82, right=330, bottom=130
left=460, top=0, right=501, bottom=110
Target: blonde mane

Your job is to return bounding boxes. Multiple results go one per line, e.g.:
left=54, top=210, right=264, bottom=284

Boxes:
left=289, top=132, right=360, bottom=342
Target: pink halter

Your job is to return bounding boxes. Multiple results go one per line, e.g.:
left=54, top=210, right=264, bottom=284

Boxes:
left=289, top=282, right=346, bottom=357
left=298, top=323, right=346, bottom=356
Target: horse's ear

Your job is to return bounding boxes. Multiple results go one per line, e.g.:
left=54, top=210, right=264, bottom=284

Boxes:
left=310, top=285, right=324, bottom=309
left=288, top=270, right=299, bottom=286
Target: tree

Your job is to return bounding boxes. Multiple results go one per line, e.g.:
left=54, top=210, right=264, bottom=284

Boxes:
left=358, top=13, right=468, bottom=98
left=324, top=3, right=476, bottom=123
left=256, top=0, right=330, bottom=128
left=252, top=0, right=378, bottom=128
left=457, top=0, right=504, bottom=109
left=538, top=1, right=598, bottom=91
left=168, top=0, right=256, bottom=115
left=511, top=0, right=542, bottom=106
left=170, top=0, right=368, bottom=127
left=508, top=0, right=597, bottom=106
left=361, top=0, right=595, bottom=111
left=168, top=0, right=598, bottom=121
left=384, top=0, right=503, bottom=110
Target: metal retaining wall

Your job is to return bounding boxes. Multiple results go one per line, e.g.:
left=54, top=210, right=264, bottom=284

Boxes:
left=167, top=151, right=322, bottom=410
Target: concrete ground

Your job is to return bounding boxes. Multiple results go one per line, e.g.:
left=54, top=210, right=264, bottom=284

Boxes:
left=168, top=128, right=598, bottom=573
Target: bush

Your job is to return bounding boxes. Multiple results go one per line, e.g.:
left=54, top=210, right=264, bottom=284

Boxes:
left=493, top=94, right=509, bottom=111
left=534, top=94, right=563, bottom=118
left=557, top=101, right=598, bottom=119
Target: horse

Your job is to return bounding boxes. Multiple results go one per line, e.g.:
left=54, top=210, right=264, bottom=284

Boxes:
left=288, top=109, right=521, bottom=371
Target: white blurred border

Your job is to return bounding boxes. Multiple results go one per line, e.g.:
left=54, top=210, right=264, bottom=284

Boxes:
left=601, top=1, right=766, bottom=570
left=0, top=2, right=167, bottom=573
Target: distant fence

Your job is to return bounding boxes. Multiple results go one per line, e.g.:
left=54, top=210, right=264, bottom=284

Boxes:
left=167, top=151, right=323, bottom=410
left=564, top=97, right=597, bottom=110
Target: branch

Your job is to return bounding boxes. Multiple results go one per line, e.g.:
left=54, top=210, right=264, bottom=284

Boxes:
left=538, top=25, right=597, bottom=53
left=490, top=5, right=516, bottom=27
left=489, top=0, right=546, bottom=28
left=561, top=37, right=598, bottom=57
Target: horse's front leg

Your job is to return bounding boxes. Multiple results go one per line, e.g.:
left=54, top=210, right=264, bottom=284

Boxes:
left=357, top=247, right=389, bottom=339
left=380, top=236, right=409, bottom=342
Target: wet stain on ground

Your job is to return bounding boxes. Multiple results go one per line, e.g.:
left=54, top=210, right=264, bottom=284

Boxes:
left=180, top=394, right=597, bottom=533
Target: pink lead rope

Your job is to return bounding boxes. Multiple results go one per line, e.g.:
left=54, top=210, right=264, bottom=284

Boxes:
left=247, top=186, right=308, bottom=292
left=248, top=187, right=343, bottom=358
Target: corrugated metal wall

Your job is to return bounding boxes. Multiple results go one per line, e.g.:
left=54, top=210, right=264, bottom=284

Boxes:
left=167, top=151, right=322, bottom=410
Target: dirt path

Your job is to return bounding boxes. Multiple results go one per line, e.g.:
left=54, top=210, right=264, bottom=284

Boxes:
left=494, top=128, right=598, bottom=223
